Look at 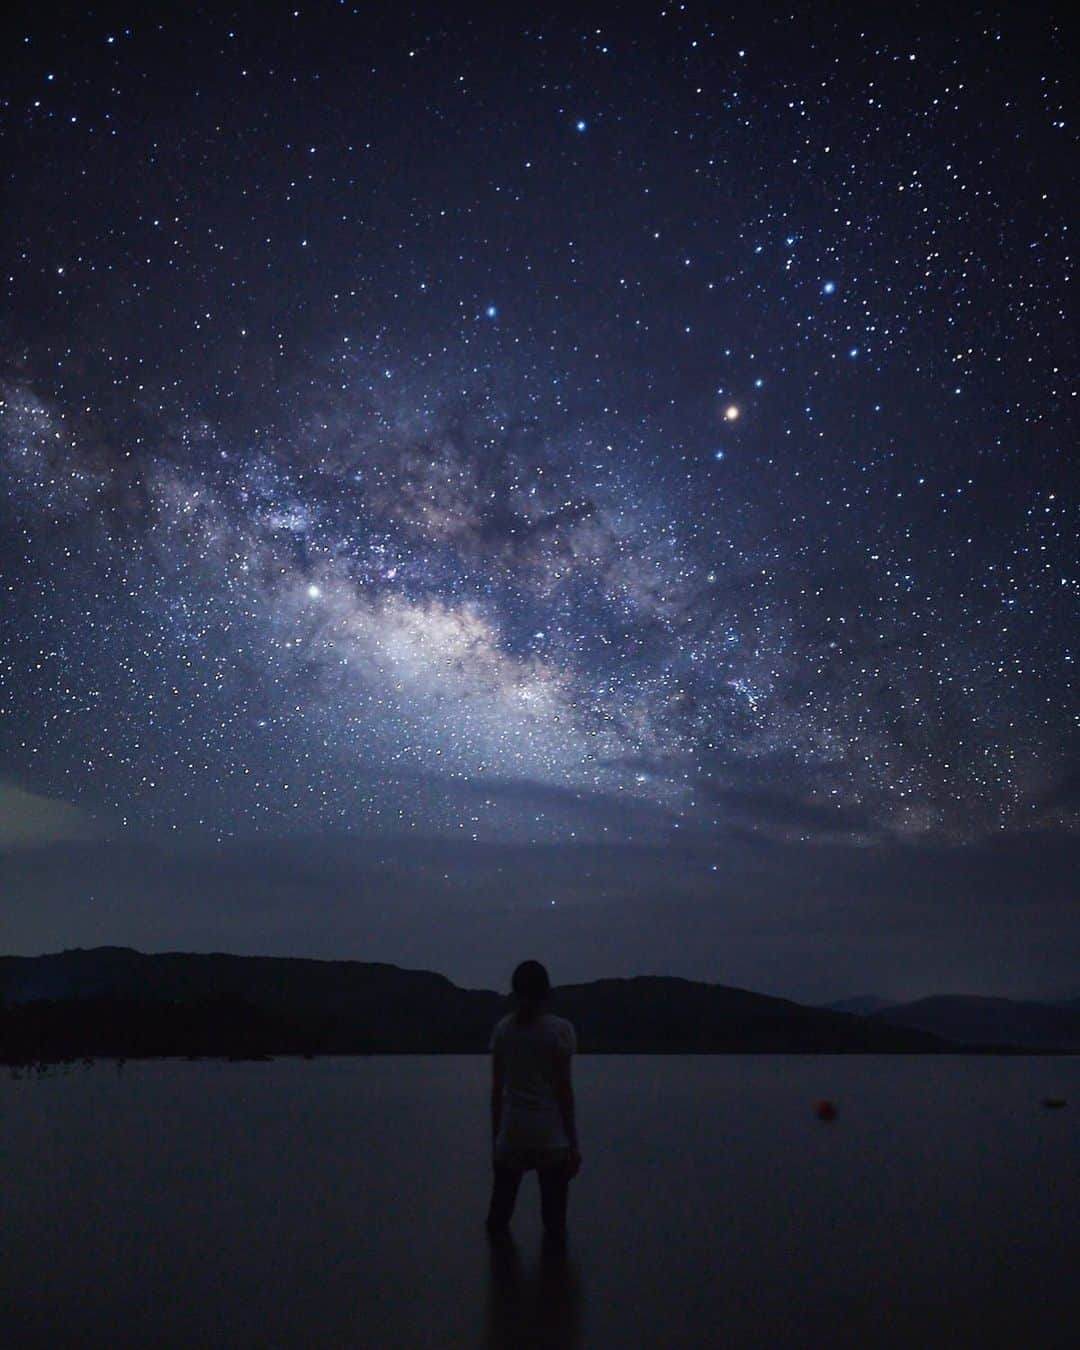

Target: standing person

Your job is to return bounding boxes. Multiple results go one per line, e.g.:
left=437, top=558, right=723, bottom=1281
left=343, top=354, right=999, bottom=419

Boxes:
left=485, top=960, right=581, bottom=1243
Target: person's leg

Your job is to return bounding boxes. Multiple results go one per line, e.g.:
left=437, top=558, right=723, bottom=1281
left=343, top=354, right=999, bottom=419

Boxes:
left=486, top=1166, right=524, bottom=1235
left=537, top=1160, right=571, bottom=1239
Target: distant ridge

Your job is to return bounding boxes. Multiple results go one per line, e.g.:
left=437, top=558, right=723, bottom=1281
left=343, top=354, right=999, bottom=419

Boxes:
left=869, top=995, right=1080, bottom=1052
left=0, top=947, right=1045, bottom=1064
left=823, top=995, right=897, bottom=1016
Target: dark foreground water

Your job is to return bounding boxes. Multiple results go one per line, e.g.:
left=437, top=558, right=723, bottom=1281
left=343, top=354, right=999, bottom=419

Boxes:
left=3, top=1055, right=1077, bottom=1348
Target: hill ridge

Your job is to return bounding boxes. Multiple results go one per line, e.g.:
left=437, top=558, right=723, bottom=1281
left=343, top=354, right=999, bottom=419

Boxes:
left=2, top=947, right=1066, bottom=1062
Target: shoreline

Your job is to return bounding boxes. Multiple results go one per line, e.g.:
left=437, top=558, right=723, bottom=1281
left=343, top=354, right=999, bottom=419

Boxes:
left=8, top=1045, right=1075, bottom=1071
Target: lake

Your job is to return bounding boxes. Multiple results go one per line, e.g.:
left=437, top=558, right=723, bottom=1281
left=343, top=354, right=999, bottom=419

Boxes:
left=3, top=1055, right=1077, bottom=1348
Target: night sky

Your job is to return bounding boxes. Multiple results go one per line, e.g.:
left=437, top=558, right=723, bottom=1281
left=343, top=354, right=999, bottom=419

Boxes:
left=1, top=2, right=1076, bottom=1001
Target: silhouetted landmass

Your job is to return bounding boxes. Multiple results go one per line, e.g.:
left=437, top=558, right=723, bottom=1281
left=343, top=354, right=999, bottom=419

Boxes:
left=823, top=995, right=898, bottom=1016
left=0, top=946, right=1048, bottom=1065
left=869, top=995, right=1080, bottom=1051
left=548, top=977, right=949, bottom=1053
left=0, top=948, right=497, bottom=1062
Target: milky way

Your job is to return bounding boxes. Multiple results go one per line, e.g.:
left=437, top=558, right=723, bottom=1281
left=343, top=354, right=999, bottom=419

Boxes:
left=0, top=5, right=1076, bottom=992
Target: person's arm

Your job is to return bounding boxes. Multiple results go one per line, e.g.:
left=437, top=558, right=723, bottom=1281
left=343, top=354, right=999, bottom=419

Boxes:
left=490, top=1047, right=504, bottom=1152
left=553, top=1050, right=581, bottom=1171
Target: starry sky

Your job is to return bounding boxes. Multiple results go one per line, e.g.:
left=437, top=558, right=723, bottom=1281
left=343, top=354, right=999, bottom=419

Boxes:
left=1, top=2, right=1076, bottom=1001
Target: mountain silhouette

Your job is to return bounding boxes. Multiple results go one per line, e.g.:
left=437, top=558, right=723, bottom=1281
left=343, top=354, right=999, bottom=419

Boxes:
left=869, top=995, right=1080, bottom=1051
left=823, top=995, right=898, bottom=1016
left=0, top=946, right=1038, bottom=1064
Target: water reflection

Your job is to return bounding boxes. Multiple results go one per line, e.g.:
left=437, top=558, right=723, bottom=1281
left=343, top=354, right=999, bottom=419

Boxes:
left=485, top=1230, right=583, bottom=1349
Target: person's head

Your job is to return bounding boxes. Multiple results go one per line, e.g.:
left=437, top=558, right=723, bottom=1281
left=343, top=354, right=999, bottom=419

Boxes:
left=511, top=959, right=551, bottom=1021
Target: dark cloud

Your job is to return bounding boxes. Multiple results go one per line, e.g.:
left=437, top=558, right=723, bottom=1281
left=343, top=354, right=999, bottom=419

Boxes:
left=1036, top=767, right=1080, bottom=815
left=700, top=781, right=879, bottom=840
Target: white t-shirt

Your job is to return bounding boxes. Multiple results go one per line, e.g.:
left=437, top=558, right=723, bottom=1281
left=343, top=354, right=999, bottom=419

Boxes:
left=489, top=1011, right=577, bottom=1154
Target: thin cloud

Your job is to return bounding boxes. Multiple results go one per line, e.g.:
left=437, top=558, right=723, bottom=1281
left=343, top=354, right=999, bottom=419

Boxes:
left=0, top=783, right=108, bottom=849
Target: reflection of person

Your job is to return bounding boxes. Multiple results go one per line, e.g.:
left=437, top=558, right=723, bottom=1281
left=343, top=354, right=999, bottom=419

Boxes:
left=485, top=960, right=580, bottom=1242
left=484, top=1221, right=584, bottom=1349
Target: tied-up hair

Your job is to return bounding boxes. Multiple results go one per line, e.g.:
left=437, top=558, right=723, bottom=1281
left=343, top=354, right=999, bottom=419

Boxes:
left=511, top=960, right=551, bottom=1024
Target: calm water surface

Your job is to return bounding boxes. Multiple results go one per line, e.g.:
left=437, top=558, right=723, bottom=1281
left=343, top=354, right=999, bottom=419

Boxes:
left=3, top=1055, right=1077, bottom=1348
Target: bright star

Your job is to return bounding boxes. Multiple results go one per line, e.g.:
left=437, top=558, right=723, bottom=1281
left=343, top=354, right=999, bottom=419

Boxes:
left=485, top=304, right=497, bottom=319
left=575, top=119, right=587, bottom=132
left=723, top=405, right=740, bottom=422
left=822, top=280, right=836, bottom=295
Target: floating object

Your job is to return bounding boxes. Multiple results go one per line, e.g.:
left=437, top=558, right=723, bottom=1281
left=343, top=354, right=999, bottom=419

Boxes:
left=1041, top=1098, right=1067, bottom=1110
left=814, top=1099, right=837, bottom=1121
